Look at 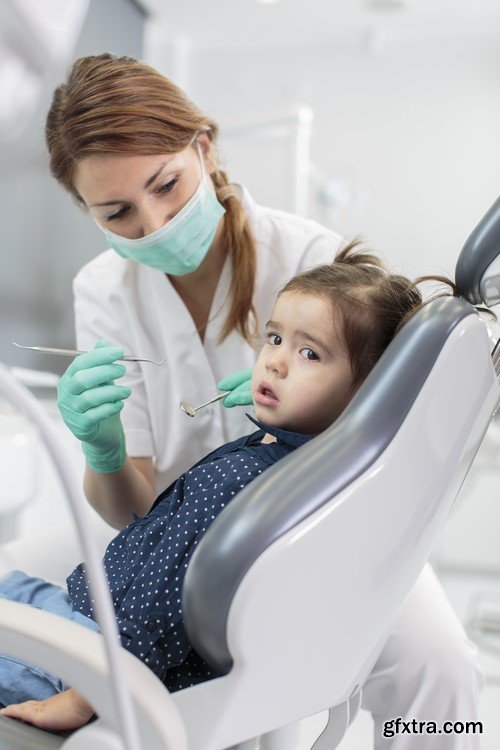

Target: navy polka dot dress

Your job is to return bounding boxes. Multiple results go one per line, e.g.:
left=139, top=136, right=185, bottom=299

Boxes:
left=66, top=415, right=311, bottom=692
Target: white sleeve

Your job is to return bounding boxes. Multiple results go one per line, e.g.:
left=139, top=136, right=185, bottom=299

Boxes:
left=298, top=229, right=344, bottom=270
left=73, top=267, right=154, bottom=458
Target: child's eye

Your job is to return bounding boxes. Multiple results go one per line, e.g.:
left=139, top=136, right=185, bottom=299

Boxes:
left=107, top=206, right=130, bottom=222
left=267, top=333, right=282, bottom=346
left=300, top=347, right=319, bottom=361
left=157, top=178, right=178, bottom=194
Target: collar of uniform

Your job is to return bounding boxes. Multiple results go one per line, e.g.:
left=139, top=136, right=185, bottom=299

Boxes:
left=245, top=413, right=313, bottom=448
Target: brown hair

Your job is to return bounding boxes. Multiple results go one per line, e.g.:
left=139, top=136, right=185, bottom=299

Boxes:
left=45, top=53, right=257, bottom=343
left=280, top=240, right=467, bottom=392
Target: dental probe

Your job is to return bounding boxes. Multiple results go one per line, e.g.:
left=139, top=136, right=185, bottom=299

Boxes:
left=180, top=390, right=231, bottom=417
left=12, top=342, right=166, bottom=366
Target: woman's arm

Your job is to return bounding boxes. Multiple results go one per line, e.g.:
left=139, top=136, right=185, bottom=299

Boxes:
left=84, top=456, right=157, bottom=530
left=0, top=689, right=94, bottom=732
left=56, top=342, right=158, bottom=529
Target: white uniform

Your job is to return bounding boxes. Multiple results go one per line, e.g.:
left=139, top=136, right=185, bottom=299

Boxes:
left=74, top=186, right=482, bottom=749
left=74, top=185, right=342, bottom=491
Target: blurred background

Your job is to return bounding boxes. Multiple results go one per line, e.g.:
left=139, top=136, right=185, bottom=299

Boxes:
left=0, top=1, right=499, bottom=746
left=2, top=0, right=499, bottom=374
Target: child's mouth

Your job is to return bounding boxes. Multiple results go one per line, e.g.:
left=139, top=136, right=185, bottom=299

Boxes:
left=255, top=381, right=279, bottom=407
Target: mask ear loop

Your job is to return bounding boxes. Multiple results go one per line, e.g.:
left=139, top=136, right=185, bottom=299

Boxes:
left=193, top=134, right=207, bottom=182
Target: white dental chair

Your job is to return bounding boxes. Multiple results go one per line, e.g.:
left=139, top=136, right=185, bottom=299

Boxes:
left=0, top=198, right=499, bottom=750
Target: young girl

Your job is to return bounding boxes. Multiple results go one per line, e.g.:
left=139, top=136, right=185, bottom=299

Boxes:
left=0, top=245, right=468, bottom=731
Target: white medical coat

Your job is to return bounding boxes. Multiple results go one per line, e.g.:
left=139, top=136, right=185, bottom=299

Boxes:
left=74, top=186, right=342, bottom=492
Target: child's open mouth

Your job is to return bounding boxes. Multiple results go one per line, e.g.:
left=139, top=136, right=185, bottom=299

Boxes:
left=255, top=381, right=279, bottom=407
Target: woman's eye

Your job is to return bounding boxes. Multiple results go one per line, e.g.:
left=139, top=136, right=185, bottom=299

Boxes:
left=267, top=333, right=282, bottom=346
left=157, top=178, right=178, bottom=194
left=107, top=206, right=130, bottom=222
left=300, top=347, right=319, bottom=361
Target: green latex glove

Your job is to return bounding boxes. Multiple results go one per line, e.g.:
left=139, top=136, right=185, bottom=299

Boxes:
left=218, top=367, right=253, bottom=408
left=57, top=340, right=131, bottom=473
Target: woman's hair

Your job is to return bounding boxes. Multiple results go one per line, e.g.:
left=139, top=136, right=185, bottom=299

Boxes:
left=281, top=240, right=467, bottom=392
left=45, top=53, right=257, bottom=343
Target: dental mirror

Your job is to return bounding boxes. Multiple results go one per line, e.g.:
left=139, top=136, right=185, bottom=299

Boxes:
left=180, top=390, right=231, bottom=418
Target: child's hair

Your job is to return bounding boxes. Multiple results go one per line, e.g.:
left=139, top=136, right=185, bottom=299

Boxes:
left=281, top=240, right=468, bottom=392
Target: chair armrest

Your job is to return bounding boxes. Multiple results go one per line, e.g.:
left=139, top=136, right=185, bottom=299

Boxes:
left=0, top=600, right=187, bottom=750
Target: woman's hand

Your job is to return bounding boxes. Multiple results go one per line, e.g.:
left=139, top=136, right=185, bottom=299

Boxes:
left=0, top=689, right=94, bottom=732
left=57, top=340, right=131, bottom=473
left=218, top=368, right=253, bottom=407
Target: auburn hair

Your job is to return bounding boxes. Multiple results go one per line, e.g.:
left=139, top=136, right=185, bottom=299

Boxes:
left=280, top=240, right=472, bottom=392
left=45, top=53, right=257, bottom=343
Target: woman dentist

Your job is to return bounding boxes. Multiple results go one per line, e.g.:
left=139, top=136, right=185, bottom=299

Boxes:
left=48, top=54, right=481, bottom=749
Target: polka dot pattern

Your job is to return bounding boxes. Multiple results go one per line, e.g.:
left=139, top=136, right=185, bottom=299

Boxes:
left=66, top=417, right=311, bottom=690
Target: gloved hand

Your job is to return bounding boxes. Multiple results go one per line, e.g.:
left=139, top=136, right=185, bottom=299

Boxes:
left=57, top=340, right=131, bottom=473
left=217, top=367, right=253, bottom=408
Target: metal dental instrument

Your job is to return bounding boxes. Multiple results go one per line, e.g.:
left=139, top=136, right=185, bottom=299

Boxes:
left=12, top=342, right=166, bottom=366
left=180, top=390, right=231, bottom=417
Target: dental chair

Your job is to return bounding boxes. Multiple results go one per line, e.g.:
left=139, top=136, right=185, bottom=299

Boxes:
left=0, top=197, right=499, bottom=750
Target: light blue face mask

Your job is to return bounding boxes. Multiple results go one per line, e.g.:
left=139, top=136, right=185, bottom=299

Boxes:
left=100, top=142, right=226, bottom=275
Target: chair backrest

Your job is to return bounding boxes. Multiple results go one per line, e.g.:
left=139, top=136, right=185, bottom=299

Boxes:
left=456, top=196, right=500, bottom=305
left=180, top=200, right=500, bottom=735
left=184, top=299, right=485, bottom=671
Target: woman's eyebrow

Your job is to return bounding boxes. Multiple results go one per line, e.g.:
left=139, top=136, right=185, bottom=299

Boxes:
left=143, top=160, right=174, bottom=189
left=91, top=198, right=126, bottom=208
left=90, top=159, right=176, bottom=207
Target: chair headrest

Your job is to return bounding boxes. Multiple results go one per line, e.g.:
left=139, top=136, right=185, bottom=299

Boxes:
left=455, top=197, right=500, bottom=306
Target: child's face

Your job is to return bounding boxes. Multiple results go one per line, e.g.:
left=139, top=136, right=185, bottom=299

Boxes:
left=252, top=291, right=355, bottom=434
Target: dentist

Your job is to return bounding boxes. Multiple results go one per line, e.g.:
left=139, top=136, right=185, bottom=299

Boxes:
left=48, top=53, right=482, bottom=749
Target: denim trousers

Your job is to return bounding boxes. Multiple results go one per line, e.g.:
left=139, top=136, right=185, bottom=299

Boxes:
left=0, top=570, right=98, bottom=706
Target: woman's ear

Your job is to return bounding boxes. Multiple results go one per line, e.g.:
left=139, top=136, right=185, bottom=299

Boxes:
left=196, top=131, right=218, bottom=174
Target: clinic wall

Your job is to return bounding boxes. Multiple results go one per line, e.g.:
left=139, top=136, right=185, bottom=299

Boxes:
left=182, top=37, right=500, bottom=280
left=0, top=0, right=145, bottom=375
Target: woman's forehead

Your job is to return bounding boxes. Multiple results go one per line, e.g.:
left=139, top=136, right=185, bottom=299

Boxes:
left=73, top=150, right=193, bottom=204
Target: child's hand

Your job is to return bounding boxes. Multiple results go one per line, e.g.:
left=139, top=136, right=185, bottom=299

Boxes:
left=0, top=688, right=94, bottom=732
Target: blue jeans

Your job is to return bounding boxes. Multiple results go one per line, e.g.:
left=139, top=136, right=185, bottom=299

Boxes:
left=0, top=570, right=99, bottom=706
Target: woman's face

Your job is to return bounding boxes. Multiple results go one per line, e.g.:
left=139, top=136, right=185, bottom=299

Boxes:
left=73, top=136, right=217, bottom=239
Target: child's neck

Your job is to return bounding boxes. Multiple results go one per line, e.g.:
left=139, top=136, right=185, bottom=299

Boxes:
left=261, top=433, right=277, bottom=444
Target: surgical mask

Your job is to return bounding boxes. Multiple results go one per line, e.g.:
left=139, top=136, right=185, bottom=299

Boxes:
left=99, top=142, right=226, bottom=275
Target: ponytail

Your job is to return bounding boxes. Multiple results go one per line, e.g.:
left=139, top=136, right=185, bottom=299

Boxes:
left=211, top=169, right=258, bottom=343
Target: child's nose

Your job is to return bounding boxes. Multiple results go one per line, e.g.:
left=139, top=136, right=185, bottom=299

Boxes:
left=265, top=349, right=287, bottom=376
